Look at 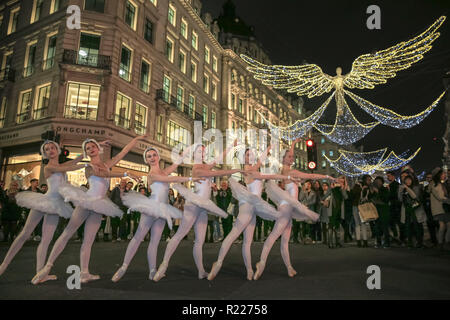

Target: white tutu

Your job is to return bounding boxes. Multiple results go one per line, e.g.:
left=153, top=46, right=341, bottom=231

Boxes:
left=15, top=191, right=72, bottom=219
left=172, top=184, right=228, bottom=218
left=228, top=178, right=278, bottom=221
left=266, top=181, right=319, bottom=222
left=59, top=183, right=123, bottom=218
left=121, top=191, right=182, bottom=230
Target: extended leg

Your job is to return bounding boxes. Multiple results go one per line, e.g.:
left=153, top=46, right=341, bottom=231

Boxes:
left=147, top=218, right=165, bottom=279
left=242, top=214, right=256, bottom=280
left=80, top=212, right=103, bottom=283
left=35, top=214, right=60, bottom=283
left=280, top=219, right=296, bottom=277
left=193, top=210, right=209, bottom=279
left=0, top=210, right=44, bottom=277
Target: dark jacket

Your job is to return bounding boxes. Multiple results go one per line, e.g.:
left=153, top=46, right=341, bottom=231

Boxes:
left=110, top=187, right=127, bottom=211
left=215, top=188, right=232, bottom=211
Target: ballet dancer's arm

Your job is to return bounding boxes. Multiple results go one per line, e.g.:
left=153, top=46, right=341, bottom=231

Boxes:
left=106, top=135, right=148, bottom=168
left=163, top=147, right=193, bottom=175
left=45, top=163, right=87, bottom=173
left=149, top=174, right=203, bottom=183
left=194, top=167, right=243, bottom=178
left=61, top=153, right=84, bottom=166
left=288, top=169, right=334, bottom=181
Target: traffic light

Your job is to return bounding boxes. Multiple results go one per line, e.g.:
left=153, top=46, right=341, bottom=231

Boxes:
left=306, top=139, right=317, bottom=171
left=59, top=148, right=70, bottom=163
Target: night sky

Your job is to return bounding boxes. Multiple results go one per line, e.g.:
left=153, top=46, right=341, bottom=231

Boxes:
left=202, top=0, right=450, bottom=174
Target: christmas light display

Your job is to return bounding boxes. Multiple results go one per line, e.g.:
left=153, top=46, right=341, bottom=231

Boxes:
left=240, top=16, right=446, bottom=144
left=325, top=148, right=422, bottom=177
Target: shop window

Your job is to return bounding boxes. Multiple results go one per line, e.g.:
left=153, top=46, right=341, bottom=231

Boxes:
left=64, top=82, right=100, bottom=121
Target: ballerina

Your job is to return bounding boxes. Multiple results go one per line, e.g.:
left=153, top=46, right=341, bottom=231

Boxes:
left=253, top=138, right=334, bottom=280
left=208, top=145, right=301, bottom=281
left=153, top=143, right=243, bottom=281
left=0, top=141, right=85, bottom=282
left=31, top=135, right=146, bottom=284
left=112, top=146, right=204, bottom=282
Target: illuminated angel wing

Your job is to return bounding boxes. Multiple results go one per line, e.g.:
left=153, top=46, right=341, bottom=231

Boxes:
left=240, top=54, right=334, bottom=98
left=344, top=16, right=446, bottom=90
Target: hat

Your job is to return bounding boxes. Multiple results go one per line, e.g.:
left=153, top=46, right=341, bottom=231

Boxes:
left=431, top=167, right=442, bottom=178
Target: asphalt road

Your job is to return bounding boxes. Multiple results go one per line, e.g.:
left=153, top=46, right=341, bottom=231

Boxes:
left=0, top=239, right=449, bottom=300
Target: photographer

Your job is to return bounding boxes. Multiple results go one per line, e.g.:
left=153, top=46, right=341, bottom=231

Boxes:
left=398, top=174, right=426, bottom=248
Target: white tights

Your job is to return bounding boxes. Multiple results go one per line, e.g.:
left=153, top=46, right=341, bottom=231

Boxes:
left=160, top=203, right=208, bottom=276
left=120, top=215, right=165, bottom=272
left=216, top=202, right=256, bottom=272
left=42, top=206, right=102, bottom=273
left=258, top=204, right=293, bottom=268
left=0, top=210, right=59, bottom=274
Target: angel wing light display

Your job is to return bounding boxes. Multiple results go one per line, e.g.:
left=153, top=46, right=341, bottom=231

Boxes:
left=242, top=16, right=447, bottom=145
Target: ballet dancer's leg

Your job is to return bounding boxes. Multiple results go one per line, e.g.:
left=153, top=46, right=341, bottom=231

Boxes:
left=280, top=219, right=297, bottom=277
left=32, top=207, right=90, bottom=284
left=0, top=210, right=44, bottom=277
left=147, top=218, right=165, bottom=279
left=242, top=213, right=256, bottom=280
left=193, top=210, right=209, bottom=279
left=112, top=215, right=154, bottom=282
left=153, top=204, right=197, bottom=281
left=254, top=205, right=291, bottom=280
left=80, top=212, right=103, bottom=283
left=208, top=203, right=253, bottom=280
left=35, top=214, right=60, bottom=282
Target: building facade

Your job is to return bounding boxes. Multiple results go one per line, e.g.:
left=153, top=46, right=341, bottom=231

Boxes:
left=0, top=0, right=338, bottom=190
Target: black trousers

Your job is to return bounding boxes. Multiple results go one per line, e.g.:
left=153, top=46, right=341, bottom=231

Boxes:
left=222, top=215, right=233, bottom=238
left=292, top=220, right=301, bottom=242
left=405, top=211, right=424, bottom=246
left=425, top=208, right=438, bottom=245
left=2, top=220, right=18, bottom=242
left=375, top=218, right=390, bottom=246
left=254, top=216, right=263, bottom=241
left=206, top=221, right=215, bottom=243
left=311, top=222, right=322, bottom=241
left=389, top=209, right=405, bottom=242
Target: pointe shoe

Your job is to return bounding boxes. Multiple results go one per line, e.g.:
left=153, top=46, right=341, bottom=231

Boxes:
left=287, top=266, right=297, bottom=278
left=38, top=274, right=58, bottom=284
left=198, top=271, right=209, bottom=280
left=81, top=272, right=100, bottom=284
left=253, top=261, right=266, bottom=280
left=0, top=263, right=8, bottom=277
left=207, top=261, right=222, bottom=281
left=149, top=268, right=157, bottom=280
left=112, top=264, right=128, bottom=283
left=153, top=261, right=168, bottom=282
left=31, top=263, right=53, bottom=285
left=246, top=269, right=254, bottom=281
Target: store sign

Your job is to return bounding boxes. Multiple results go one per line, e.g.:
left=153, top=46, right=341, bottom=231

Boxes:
left=0, top=124, right=52, bottom=147
left=56, top=125, right=107, bottom=136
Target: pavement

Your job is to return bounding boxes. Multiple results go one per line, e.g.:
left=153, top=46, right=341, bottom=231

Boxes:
left=0, top=239, right=449, bottom=300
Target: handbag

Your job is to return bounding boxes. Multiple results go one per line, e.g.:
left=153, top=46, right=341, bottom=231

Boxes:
left=357, top=202, right=379, bottom=223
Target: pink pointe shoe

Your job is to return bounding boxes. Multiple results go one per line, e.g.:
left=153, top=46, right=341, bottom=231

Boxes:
left=247, top=269, right=254, bottom=281
left=253, top=261, right=266, bottom=280
left=287, top=266, right=297, bottom=278
left=207, top=261, right=222, bottom=281
left=81, top=272, right=100, bottom=283
left=112, top=264, right=128, bottom=282
left=153, top=261, right=168, bottom=282
left=31, top=263, right=53, bottom=285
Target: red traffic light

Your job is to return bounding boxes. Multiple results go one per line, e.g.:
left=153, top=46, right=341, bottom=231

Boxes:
left=308, top=161, right=317, bottom=170
left=306, top=139, right=314, bottom=147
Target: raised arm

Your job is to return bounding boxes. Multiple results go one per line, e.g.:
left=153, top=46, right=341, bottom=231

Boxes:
left=163, top=147, right=192, bottom=175
left=106, top=135, right=148, bottom=168
left=194, top=168, right=241, bottom=178
left=45, top=163, right=87, bottom=174
left=289, top=169, right=333, bottom=181
left=150, top=174, right=201, bottom=183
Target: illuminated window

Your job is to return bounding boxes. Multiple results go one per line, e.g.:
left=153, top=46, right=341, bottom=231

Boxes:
left=322, top=160, right=327, bottom=168
left=124, top=1, right=138, bottom=30
left=238, top=98, right=243, bottom=113
left=115, top=92, right=132, bottom=129
left=144, top=19, right=154, bottom=44
left=157, top=115, right=163, bottom=142
left=50, top=0, right=61, bottom=14
left=165, top=37, right=174, bottom=62
left=23, top=41, right=37, bottom=78
left=140, top=60, right=151, bottom=93
left=190, top=60, right=197, bottom=83
left=203, top=74, right=209, bottom=94
left=167, top=121, right=190, bottom=148
left=0, top=51, right=13, bottom=80
left=204, top=46, right=210, bottom=64
left=329, top=150, right=334, bottom=157
left=179, top=50, right=186, bottom=73
left=0, top=97, right=7, bottom=128
left=168, top=4, right=176, bottom=26
left=202, top=105, right=208, bottom=127
left=321, top=137, right=325, bottom=144
left=163, top=75, right=171, bottom=102
left=78, top=33, right=100, bottom=67
left=135, top=103, right=148, bottom=135
left=188, top=95, right=195, bottom=117
left=33, top=83, right=51, bottom=120
left=192, top=31, right=198, bottom=50
left=149, top=0, right=157, bottom=7
left=212, top=56, right=218, bottom=72
left=211, top=111, right=216, bottom=128
left=7, top=7, right=20, bottom=35
left=181, top=18, right=188, bottom=39
left=119, top=45, right=133, bottom=81
left=212, top=82, right=217, bottom=101
left=176, top=86, right=184, bottom=111
left=17, top=89, right=33, bottom=124
left=31, top=0, right=44, bottom=23
left=64, top=82, right=100, bottom=121
left=43, top=33, right=57, bottom=70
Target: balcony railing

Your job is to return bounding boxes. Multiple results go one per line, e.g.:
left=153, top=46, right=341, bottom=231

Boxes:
left=134, top=122, right=147, bottom=135
left=64, top=105, right=97, bottom=121
left=62, top=49, right=111, bottom=71
left=32, top=107, right=48, bottom=120
left=115, top=115, right=131, bottom=129
left=156, top=89, right=203, bottom=122
left=16, top=110, right=32, bottom=124
left=0, top=68, right=15, bottom=82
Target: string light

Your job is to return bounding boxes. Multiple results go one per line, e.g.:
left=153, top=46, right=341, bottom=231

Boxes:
left=325, top=148, right=422, bottom=177
left=240, top=16, right=446, bottom=144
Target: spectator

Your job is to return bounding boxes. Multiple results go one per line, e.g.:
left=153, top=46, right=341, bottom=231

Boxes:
left=329, top=176, right=348, bottom=248
left=312, top=180, right=323, bottom=243
left=162, top=188, right=176, bottom=242
left=216, top=181, right=233, bottom=238
left=319, top=182, right=332, bottom=245
left=110, top=179, right=128, bottom=242
left=399, top=174, right=426, bottom=248
left=372, top=176, right=391, bottom=248
left=351, top=179, right=369, bottom=248
left=2, top=181, right=22, bottom=242
left=430, top=167, right=450, bottom=251
left=361, top=175, right=376, bottom=246
left=386, top=171, right=404, bottom=245
left=298, top=180, right=316, bottom=244
left=173, top=193, right=185, bottom=239
left=40, top=184, right=48, bottom=194
left=423, top=173, right=438, bottom=246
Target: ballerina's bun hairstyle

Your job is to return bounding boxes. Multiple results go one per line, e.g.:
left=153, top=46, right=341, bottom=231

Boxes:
left=82, top=139, right=103, bottom=158
left=143, top=146, right=160, bottom=164
left=40, top=140, right=61, bottom=159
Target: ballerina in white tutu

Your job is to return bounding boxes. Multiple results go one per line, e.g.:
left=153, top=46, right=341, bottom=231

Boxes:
left=208, top=145, right=303, bottom=281
left=153, top=143, right=243, bottom=281
left=253, top=138, right=334, bottom=280
left=0, top=141, right=86, bottom=281
left=31, top=136, right=146, bottom=284
left=112, top=146, right=204, bottom=282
